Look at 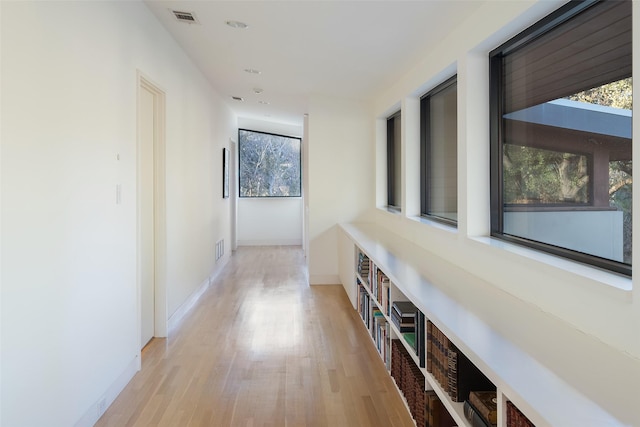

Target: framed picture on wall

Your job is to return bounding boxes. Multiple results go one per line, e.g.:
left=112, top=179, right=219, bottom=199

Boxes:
left=222, top=147, right=230, bottom=198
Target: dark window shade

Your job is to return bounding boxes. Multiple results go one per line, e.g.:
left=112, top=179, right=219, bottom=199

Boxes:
left=387, top=112, right=401, bottom=208
left=387, top=117, right=395, bottom=206
left=503, top=0, right=631, bottom=113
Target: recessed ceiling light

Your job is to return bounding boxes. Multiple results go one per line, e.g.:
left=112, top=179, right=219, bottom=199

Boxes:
left=226, top=20, right=248, bottom=29
left=244, top=68, right=261, bottom=75
left=258, top=100, right=270, bottom=105
left=231, top=96, right=244, bottom=101
left=253, top=88, right=264, bottom=94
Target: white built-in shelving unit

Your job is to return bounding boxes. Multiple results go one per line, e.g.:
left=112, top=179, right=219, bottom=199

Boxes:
left=340, top=222, right=637, bottom=427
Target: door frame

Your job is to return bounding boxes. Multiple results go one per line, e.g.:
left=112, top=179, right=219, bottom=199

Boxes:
left=136, top=71, right=167, bottom=360
left=230, top=138, right=238, bottom=251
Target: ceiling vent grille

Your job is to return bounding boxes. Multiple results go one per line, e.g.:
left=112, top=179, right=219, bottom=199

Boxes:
left=171, top=10, right=199, bottom=24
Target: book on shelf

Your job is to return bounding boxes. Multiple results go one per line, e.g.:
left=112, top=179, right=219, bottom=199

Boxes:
left=403, top=332, right=416, bottom=351
left=425, top=390, right=438, bottom=427
left=392, top=300, right=417, bottom=317
left=357, top=283, right=371, bottom=328
left=415, top=310, right=425, bottom=368
left=427, top=320, right=495, bottom=403
left=375, top=269, right=391, bottom=316
left=463, top=400, right=494, bottom=427
left=391, top=301, right=417, bottom=335
left=506, top=401, right=535, bottom=427
left=391, top=339, right=403, bottom=385
left=427, top=320, right=450, bottom=393
left=390, top=339, right=428, bottom=425
left=372, top=309, right=389, bottom=365
left=426, top=320, right=433, bottom=372
left=391, top=313, right=415, bottom=332
left=384, top=322, right=391, bottom=370
left=372, top=309, right=384, bottom=339
left=447, top=343, right=495, bottom=402
left=469, top=391, right=498, bottom=425
left=357, top=252, right=370, bottom=286
left=425, top=390, right=457, bottom=427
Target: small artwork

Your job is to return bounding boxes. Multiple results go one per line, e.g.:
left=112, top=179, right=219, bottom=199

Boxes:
left=222, top=147, right=230, bottom=199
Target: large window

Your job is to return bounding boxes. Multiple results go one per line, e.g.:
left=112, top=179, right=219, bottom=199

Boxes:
left=239, top=129, right=301, bottom=197
left=421, top=76, right=458, bottom=225
left=387, top=111, right=402, bottom=209
left=490, top=0, right=632, bottom=275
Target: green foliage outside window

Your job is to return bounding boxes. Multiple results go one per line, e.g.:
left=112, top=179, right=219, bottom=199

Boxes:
left=503, top=146, right=589, bottom=205
left=503, top=78, right=632, bottom=263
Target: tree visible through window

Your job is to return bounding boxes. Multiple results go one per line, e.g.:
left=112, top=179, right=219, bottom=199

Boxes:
left=490, top=0, right=632, bottom=275
left=239, top=129, right=301, bottom=197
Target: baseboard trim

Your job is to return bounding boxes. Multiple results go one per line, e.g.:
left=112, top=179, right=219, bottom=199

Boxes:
left=75, top=257, right=231, bottom=426
left=309, top=274, right=341, bottom=285
left=237, top=239, right=302, bottom=246
left=74, top=356, right=138, bottom=427
left=167, top=256, right=229, bottom=333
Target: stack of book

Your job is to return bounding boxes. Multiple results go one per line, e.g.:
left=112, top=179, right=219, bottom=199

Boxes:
left=357, top=252, right=370, bottom=287
left=506, top=401, right=535, bottom=427
left=374, top=269, right=391, bottom=316
left=427, top=320, right=494, bottom=402
left=464, top=391, right=498, bottom=427
left=391, top=301, right=417, bottom=333
left=357, top=281, right=371, bottom=329
left=372, top=308, right=390, bottom=369
left=390, top=339, right=426, bottom=426
left=391, top=339, right=403, bottom=383
left=391, top=301, right=426, bottom=367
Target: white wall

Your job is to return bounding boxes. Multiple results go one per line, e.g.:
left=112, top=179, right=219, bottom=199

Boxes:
left=368, top=0, right=640, bottom=365
left=237, top=118, right=304, bottom=246
left=307, top=96, right=374, bottom=284
left=1, top=2, right=236, bottom=426
left=237, top=198, right=303, bottom=246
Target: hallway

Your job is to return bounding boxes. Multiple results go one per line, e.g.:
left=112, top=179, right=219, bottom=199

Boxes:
left=95, top=246, right=414, bottom=427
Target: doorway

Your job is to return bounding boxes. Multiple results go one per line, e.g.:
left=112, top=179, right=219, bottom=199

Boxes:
left=137, top=73, right=167, bottom=350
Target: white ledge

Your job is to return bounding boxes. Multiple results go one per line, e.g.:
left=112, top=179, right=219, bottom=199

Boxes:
left=469, top=236, right=632, bottom=292
left=407, top=215, right=459, bottom=234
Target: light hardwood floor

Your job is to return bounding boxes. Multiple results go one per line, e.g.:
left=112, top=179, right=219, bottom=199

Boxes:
left=95, top=246, right=415, bottom=427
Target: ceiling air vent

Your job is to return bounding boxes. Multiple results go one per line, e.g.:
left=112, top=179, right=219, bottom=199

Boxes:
left=171, top=10, right=199, bottom=24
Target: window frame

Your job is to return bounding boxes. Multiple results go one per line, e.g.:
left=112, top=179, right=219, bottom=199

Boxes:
left=489, top=0, right=632, bottom=276
left=238, top=128, right=302, bottom=198
left=420, top=75, right=458, bottom=226
left=387, top=111, right=402, bottom=209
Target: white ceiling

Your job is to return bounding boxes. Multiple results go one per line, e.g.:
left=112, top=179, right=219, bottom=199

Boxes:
left=144, top=1, right=484, bottom=126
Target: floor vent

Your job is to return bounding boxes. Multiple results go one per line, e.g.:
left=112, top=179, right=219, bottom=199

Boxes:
left=215, top=239, right=225, bottom=262
left=171, top=10, right=199, bottom=24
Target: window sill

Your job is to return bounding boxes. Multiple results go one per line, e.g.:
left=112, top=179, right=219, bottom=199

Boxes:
left=408, top=215, right=458, bottom=234
left=238, top=196, right=302, bottom=200
left=379, top=205, right=402, bottom=215
left=469, top=236, right=632, bottom=292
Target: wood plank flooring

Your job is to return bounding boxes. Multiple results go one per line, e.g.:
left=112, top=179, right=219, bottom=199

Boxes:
left=95, top=246, right=415, bottom=427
